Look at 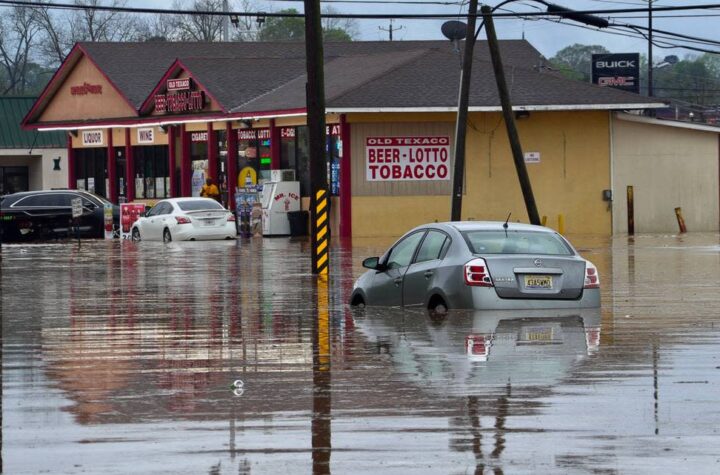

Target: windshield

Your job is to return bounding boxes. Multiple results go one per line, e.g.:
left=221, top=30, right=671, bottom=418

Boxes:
left=177, top=200, right=225, bottom=211
left=462, top=230, right=574, bottom=256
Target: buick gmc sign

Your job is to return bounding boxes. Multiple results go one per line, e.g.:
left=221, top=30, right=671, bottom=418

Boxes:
left=591, top=53, right=640, bottom=94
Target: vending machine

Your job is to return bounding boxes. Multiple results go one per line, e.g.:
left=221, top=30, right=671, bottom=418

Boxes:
left=261, top=175, right=300, bottom=236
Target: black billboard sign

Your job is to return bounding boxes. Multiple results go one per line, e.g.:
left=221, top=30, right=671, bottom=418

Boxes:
left=591, top=53, right=640, bottom=94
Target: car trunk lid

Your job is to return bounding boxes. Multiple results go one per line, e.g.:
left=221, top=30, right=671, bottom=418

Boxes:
left=185, top=210, right=228, bottom=228
left=481, top=255, right=585, bottom=299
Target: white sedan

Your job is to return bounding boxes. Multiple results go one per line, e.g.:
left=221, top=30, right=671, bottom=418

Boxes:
left=131, top=198, right=237, bottom=242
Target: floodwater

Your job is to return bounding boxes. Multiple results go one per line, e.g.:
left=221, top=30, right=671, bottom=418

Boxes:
left=1, top=233, right=720, bottom=474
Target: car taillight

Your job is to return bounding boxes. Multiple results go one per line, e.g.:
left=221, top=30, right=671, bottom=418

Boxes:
left=227, top=214, right=236, bottom=222
left=584, top=261, right=600, bottom=289
left=175, top=216, right=191, bottom=224
left=464, top=258, right=493, bottom=287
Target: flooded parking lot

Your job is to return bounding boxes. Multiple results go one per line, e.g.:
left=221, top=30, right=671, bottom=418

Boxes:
left=2, top=233, right=720, bottom=474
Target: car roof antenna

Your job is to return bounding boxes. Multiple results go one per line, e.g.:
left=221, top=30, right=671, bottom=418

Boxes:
left=503, top=212, right=511, bottom=237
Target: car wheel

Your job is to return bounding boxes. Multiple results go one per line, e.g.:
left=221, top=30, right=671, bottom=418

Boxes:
left=350, top=294, right=366, bottom=308
left=428, top=296, right=448, bottom=317
left=163, top=228, right=172, bottom=243
left=131, top=228, right=141, bottom=242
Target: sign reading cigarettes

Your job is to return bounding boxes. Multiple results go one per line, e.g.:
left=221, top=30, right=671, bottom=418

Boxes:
left=366, top=136, right=451, bottom=181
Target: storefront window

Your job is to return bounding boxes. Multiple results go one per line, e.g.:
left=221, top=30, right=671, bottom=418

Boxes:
left=190, top=131, right=208, bottom=197
left=0, top=166, right=29, bottom=195
left=74, top=148, right=107, bottom=197
left=280, top=127, right=296, bottom=171
left=237, top=128, right=271, bottom=185
left=133, top=145, right=169, bottom=199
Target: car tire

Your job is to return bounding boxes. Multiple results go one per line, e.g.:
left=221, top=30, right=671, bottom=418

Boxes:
left=163, top=228, right=172, bottom=243
left=131, top=228, right=141, bottom=242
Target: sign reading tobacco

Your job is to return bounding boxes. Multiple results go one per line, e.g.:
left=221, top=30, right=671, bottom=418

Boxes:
left=366, top=136, right=451, bottom=181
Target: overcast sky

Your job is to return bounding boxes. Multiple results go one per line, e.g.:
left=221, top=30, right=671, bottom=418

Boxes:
left=240, top=0, right=720, bottom=59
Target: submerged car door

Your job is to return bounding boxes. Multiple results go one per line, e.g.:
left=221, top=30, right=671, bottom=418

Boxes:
left=367, top=231, right=425, bottom=307
left=402, top=230, right=450, bottom=307
left=143, top=203, right=166, bottom=240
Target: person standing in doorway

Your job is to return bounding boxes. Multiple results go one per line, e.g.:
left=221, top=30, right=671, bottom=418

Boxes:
left=201, top=177, right=220, bottom=202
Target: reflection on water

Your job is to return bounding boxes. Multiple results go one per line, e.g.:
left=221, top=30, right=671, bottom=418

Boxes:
left=2, top=233, right=720, bottom=474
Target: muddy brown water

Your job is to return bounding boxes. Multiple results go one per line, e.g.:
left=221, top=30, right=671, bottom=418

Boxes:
left=1, top=234, right=719, bottom=474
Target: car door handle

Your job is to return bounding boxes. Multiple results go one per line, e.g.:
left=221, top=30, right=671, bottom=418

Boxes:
left=424, top=270, right=434, bottom=279
left=393, top=277, right=402, bottom=287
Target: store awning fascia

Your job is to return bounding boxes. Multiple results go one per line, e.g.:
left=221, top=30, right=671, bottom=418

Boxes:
left=28, top=108, right=308, bottom=132
left=327, top=103, right=667, bottom=114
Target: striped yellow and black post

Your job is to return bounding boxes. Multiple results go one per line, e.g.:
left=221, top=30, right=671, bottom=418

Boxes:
left=312, top=188, right=330, bottom=275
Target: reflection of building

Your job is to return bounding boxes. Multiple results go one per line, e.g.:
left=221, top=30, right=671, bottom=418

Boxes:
left=0, top=97, right=66, bottom=194
left=24, top=40, right=717, bottom=237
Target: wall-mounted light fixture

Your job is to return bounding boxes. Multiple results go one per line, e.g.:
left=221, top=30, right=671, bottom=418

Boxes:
left=159, top=124, right=169, bottom=134
left=53, top=157, right=62, bottom=171
left=240, top=119, right=253, bottom=128
left=515, top=110, right=531, bottom=120
left=70, top=130, right=78, bottom=137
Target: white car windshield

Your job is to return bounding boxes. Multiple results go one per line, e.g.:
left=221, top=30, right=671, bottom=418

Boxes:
left=177, top=200, right=225, bottom=211
left=462, top=230, right=574, bottom=256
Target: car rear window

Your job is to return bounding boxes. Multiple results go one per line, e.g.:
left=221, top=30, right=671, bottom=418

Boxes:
left=462, top=230, right=574, bottom=256
left=177, top=200, right=224, bottom=211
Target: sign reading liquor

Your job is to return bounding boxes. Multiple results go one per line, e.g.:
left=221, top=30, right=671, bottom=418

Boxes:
left=81, top=130, right=104, bottom=146
left=366, top=136, right=451, bottom=181
left=591, top=53, right=640, bottom=94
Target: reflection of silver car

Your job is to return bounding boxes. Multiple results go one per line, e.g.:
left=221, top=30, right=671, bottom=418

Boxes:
left=131, top=198, right=237, bottom=242
left=349, top=222, right=600, bottom=311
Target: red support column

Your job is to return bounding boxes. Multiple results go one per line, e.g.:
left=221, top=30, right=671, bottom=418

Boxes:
left=168, top=125, right=176, bottom=197
left=124, top=128, right=135, bottom=202
left=270, top=119, right=281, bottom=170
left=107, top=128, right=117, bottom=203
left=339, top=114, right=352, bottom=238
left=67, top=134, right=76, bottom=189
left=180, top=124, right=191, bottom=197
left=207, top=122, right=218, bottom=182
left=226, top=122, right=238, bottom=210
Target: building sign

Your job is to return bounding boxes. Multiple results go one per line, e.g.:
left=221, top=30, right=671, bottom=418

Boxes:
left=137, top=128, right=155, bottom=144
left=81, top=130, right=104, bottom=146
left=592, top=53, right=640, bottom=94
left=167, top=78, right=191, bottom=91
left=238, top=129, right=270, bottom=140
left=71, top=82, right=102, bottom=95
left=191, top=132, right=208, bottom=142
left=327, top=124, right=340, bottom=136
left=524, top=151, right=541, bottom=163
left=365, top=136, right=451, bottom=181
left=280, top=127, right=295, bottom=138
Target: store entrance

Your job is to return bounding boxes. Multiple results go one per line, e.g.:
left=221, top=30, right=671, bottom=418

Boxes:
left=74, top=148, right=107, bottom=197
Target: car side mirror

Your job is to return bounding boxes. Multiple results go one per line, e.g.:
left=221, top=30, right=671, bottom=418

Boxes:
left=363, top=257, right=380, bottom=270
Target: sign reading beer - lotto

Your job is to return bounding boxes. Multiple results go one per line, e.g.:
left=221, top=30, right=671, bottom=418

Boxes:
left=592, top=53, right=640, bottom=94
left=366, top=136, right=451, bottom=181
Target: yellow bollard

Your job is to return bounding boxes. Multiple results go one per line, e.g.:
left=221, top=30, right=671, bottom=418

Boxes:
left=541, top=215, right=547, bottom=226
left=557, top=214, right=565, bottom=235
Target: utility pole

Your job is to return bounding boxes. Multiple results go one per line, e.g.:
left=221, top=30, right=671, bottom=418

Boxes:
left=222, top=0, right=229, bottom=41
left=450, top=0, right=477, bottom=222
left=379, top=19, right=403, bottom=41
left=481, top=5, right=541, bottom=225
left=648, top=0, right=653, bottom=97
left=304, top=0, right=330, bottom=275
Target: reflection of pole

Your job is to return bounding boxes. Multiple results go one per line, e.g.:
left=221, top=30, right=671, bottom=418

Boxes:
left=482, top=6, right=540, bottom=225
left=653, top=343, right=659, bottom=435
left=450, top=0, right=478, bottom=222
left=627, top=186, right=634, bottom=235
left=312, top=275, right=331, bottom=473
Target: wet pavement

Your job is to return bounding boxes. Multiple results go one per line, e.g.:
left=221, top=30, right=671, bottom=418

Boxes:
left=1, top=233, right=720, bottom=474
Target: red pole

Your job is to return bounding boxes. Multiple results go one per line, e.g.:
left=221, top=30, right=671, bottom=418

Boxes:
left=207, top=122, right=218, bottom=182
left=339, top=114, right=352, bottom=238
left=270, top=118, right=281, bottom=170
left=125, top=128, right=135, bottom=202
left=168, top=125, right=176, bottom=197
left=226, top=122, right=238, bottom=210
left=180, top=124, right=191, bottom=197
left=107, top=129, right=117, bottom=202
left=67, top=134, right=76, bottom=189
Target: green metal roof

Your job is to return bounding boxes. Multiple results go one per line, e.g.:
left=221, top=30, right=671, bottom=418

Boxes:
left=0, top=97, right=66, bottom=149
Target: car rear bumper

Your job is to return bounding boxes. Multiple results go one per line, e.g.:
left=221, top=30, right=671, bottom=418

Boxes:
left=172, top=223, right=237, bottom=241
left=465, top=287, right=600, bottom=310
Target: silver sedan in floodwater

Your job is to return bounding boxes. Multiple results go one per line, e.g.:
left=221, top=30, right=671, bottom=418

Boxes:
left=349, top=222, right=600, bottom=311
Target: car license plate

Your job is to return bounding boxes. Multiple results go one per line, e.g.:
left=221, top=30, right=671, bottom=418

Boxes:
left=524, top=275, right=552, bottom=289
left=519, top=326, right=555, bottom=344
left=201, top=219, right=217, bottom=227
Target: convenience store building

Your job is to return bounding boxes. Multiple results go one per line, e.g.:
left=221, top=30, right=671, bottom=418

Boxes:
left=23, top=40, right=718, bottom=237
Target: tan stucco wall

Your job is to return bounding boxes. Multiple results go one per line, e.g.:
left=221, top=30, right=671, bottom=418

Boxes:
left=39, top=55, right=136, bottom=123
left=349, top=111, right=612, bottom=238
left=612, top=116, right=719, bottom=233
left=0, top=149, right=68, bottom=190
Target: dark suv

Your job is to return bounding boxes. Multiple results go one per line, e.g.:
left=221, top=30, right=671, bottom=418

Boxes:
left=0, top=190, right=119, bottom=241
